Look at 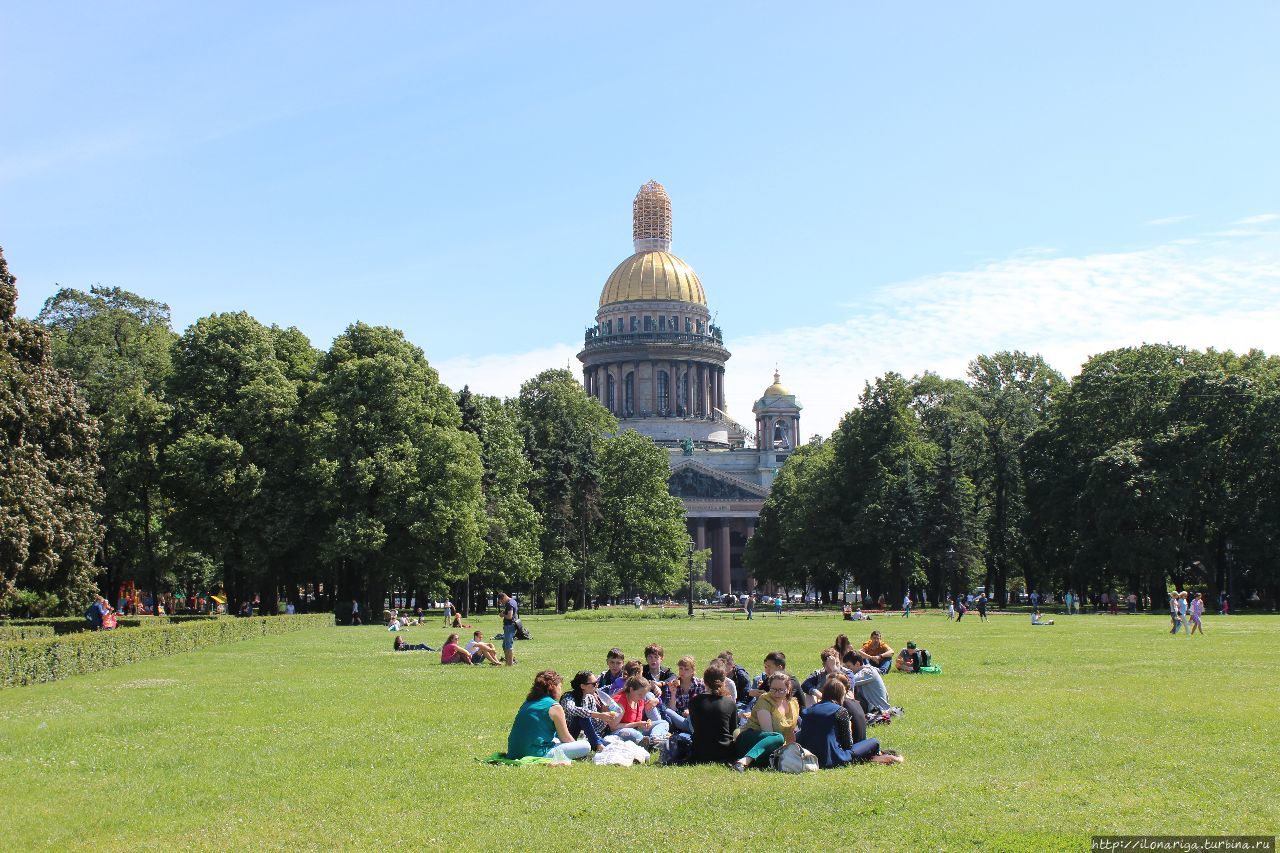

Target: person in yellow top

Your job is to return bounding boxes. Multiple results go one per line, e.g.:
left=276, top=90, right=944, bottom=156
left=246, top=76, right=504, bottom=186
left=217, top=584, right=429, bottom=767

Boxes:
left=860, top=630, right=895, bottom=674
left=732, top=672, right=799, bottom=771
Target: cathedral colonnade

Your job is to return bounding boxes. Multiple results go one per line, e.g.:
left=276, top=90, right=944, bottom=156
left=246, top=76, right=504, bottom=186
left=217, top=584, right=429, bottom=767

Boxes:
left=586, top=361, right=726, bottom=418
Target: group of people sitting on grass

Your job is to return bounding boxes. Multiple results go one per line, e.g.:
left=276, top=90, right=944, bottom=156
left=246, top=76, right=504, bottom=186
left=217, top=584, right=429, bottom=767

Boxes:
left=505, top=632, right=919, bottom=770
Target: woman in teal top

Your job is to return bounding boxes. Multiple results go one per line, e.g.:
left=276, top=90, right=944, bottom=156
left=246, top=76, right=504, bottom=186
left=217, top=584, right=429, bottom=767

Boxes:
left=507, top=670, right=593, bottom=761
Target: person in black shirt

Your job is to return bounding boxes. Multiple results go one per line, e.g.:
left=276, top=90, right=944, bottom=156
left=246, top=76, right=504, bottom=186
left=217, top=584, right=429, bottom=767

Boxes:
left=689, top=665, right=737, bottom=765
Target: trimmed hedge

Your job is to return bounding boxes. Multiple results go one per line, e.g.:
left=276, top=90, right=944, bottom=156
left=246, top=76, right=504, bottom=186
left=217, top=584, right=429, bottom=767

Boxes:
left=0, top=614, right=334, bottom=689
left=0, top=615, right=220, bottom=636
left=0, top=625, right=56, bottom=642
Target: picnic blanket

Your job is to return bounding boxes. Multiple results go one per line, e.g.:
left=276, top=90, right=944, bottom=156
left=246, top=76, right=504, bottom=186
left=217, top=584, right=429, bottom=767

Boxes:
left=477, top=752, right=563, bottom=767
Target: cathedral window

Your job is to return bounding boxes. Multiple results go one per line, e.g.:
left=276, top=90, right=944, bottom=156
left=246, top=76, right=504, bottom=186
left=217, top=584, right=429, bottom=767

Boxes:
left=630, top=316, right=638, bottom=333
left=644, top=316, right=653, bottom=332
left=657, top=371, right=670, bottom=414
left=624, top=372, right=635, bottom=417
left=658, top=316, right=666, bottom=331
left=607, top=375, right=616, bottom=414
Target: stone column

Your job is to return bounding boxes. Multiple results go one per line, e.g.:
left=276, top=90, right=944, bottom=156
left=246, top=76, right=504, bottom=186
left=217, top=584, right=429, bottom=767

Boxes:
left=745, top=522, right=756, bottom=592
left=710, top=369, right=719, bottom=414
left=695, top=518, right=708, bottom=582
left=686, top=361, right=695, bottom=416
left=715, top=521, right=732, bottom=593
left=719, top=367, right=727, bottom=411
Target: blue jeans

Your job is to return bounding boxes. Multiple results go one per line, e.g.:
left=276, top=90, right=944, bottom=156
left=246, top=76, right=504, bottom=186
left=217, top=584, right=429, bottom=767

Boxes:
left=567, top=716, right=604, bottom=749
left=502, top=622, right=515, bottom=651
left=876, top=659, right=892, bottom=674
left=546, top=739, right=592, bottom=761
left=662, top=707, right=693, bottom=734
left=615, top=719, right=670, bottom=743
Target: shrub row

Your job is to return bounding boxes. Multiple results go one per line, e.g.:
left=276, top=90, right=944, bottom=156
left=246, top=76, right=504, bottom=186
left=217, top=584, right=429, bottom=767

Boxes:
left=0, top=614, right=221, bottom=635
left=562, top=608, right=733, bottom=621
left=0, top=613, right=334, bottom=689
left=0, top=625, right=56, bottom=642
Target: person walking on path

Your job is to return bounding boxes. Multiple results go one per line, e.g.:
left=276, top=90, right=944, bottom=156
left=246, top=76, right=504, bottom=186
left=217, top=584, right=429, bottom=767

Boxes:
left=1178, top=591, right=1191, bottom=635
left=746, top=595, right=755, bottom=620
left=774, top=596, right=784, bottom=617
left=901, top=593, right=912, bottom=618
left=1169, top=593, right=1182, bottom=634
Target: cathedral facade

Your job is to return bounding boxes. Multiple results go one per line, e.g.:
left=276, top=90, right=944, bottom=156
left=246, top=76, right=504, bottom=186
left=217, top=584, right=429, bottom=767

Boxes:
left=578, top=181, right=802, bottom=595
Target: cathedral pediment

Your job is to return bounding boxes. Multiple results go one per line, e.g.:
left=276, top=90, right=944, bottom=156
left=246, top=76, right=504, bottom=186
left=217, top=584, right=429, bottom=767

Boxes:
left=668, top=462, right=770, bottom=501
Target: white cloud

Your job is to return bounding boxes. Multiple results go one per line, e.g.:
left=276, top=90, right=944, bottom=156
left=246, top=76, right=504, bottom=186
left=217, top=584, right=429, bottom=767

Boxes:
left=435, top=342, right=581, bottom=400
left=1233, top=213, right=1280, bottom=225
left=438, top=231, right=1280, bottom=441
left=1146, top=215, right=1191, bottom=226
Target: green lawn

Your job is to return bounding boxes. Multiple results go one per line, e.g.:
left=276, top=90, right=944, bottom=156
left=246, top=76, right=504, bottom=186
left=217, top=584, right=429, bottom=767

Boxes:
left=1, top=611, right=1276, bottom=851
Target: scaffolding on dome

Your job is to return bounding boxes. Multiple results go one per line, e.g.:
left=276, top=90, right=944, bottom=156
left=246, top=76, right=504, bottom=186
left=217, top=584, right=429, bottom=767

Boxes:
left=632, top=180, right=672, bottom=250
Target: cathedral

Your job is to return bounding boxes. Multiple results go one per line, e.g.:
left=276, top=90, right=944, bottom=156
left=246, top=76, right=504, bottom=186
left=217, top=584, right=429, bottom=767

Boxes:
left=578, top=181, right=802, bottom=595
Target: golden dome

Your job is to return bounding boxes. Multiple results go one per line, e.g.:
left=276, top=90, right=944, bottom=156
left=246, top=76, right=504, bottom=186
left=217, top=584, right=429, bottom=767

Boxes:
left=763, top=371, right=791, bottom=397
left=599, top=251, right=707, bottom=307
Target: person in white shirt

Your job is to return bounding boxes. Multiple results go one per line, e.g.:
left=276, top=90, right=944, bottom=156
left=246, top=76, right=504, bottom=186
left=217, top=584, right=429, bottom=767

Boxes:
left=465, top=630, right=502, bottom=665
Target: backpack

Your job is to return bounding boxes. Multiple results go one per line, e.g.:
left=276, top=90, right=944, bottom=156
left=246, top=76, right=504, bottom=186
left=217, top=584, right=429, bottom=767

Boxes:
left=513, top=619, right=531, bottom=641
left=769, top=742, right=819, bottom=774
left=917, top=649, right=931, bottom=668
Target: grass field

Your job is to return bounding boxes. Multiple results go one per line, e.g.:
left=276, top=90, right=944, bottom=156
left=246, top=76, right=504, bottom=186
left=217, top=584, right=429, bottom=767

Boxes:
left=1, top=610, right=1276, bottom=851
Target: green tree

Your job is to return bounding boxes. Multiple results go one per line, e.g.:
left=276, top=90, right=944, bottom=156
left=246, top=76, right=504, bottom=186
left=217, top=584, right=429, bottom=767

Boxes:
left=38, top=285, right=178, bottom=606
left=0, top=248, right=104, bottom=611
left=518, top=369, right=616, bottom=611
left=313, top=324, right=485, bottom=618
left=164, top=312, right=299, bottom=611
left=593, top=429, right=688, bottom=597
left=967, top=352, right=1064, bottom=605
left=456, top=386, right=543, bottom=612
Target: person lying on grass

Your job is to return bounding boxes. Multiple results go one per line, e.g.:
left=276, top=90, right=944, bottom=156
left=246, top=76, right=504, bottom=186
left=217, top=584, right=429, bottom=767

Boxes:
left=393, top=636, right=435, bottom=652
left=1031, top=609, right=1055, bottom=626
left=465, top=630, right=502, bottom=665
left=506, top=670, right=593, bottom=761
left=797, top=678, right=903, bottom=767
left=440, top=633, right=475, bottom=664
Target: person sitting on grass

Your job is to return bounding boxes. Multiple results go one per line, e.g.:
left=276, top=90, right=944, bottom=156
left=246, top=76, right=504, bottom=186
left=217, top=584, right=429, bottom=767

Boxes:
left=843, top=652, right=897, bottom=717
left=393, top=636, right=435, bottom=652
left=716, top=650, right=752, bottom=705
left=797, top=678, right=901, bottom=768
left=641, top=643, right=675, bottom=702
left=611, top=676, right=670, bottom=747
left=440, top=633, right=475, bottom=664
left=599, top=647, right=626, bottom=693
left=687, top=664, right=738, bottom=766
left=560, top=670, right=621, bottom=751
left=894, top=642, right=929, bottom=673
left=801, top=648, right=848, bottom=704
left=1031, top=609, right=1055, bottom=626
left=506, top=670, right=592, bottom=761
left=859, top=630, right=895, bottom=674
left=748, top=651, right=809, bottom=710
left=661, top=655, right=705, bottom=734
left=732, top=672, right=799, bottom=772
left=465, top=630, right=502, bottom=665
left=842, top=603, right=854, bottom=620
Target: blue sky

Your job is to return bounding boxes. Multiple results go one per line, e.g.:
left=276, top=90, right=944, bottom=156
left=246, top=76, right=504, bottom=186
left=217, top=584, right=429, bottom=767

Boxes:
left=3, top=2, right=1278, bottom=436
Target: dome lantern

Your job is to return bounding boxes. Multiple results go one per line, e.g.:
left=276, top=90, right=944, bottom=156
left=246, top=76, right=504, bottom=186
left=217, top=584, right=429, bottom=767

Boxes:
left=633, top=180, right=672, bottom=253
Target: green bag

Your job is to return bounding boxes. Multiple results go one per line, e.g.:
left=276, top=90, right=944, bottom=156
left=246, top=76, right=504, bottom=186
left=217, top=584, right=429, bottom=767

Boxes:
left=919, top=664, right=941, bottom=674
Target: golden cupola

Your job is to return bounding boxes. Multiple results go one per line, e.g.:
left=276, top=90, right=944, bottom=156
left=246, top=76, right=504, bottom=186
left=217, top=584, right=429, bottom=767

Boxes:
left=598, top=181, right=708, bottom=307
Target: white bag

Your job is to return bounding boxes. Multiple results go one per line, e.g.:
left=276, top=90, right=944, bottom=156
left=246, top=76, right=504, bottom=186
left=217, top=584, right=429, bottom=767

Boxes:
left=770, top=742, right=819, bottom=773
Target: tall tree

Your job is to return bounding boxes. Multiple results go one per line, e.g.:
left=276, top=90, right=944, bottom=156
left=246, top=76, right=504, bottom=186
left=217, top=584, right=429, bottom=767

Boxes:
left=0, top=248, right=104, bottom=612
left=38, top=286, right=178, bottom=606
left=967, top=352, right=1064, bottom=604
left=593, top=429, right=688, bottom=597
left=164, top=312, right=298, bottom=611
left=456, top=387, right=543, bottom=612
left=518, top=369, right=616, bottom=611
left=313, top=324, right=485, bottom=618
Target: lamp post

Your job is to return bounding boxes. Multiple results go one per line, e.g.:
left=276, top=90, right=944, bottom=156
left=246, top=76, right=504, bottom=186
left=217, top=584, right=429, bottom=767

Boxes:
left=687, top=538, right=695, bottom=617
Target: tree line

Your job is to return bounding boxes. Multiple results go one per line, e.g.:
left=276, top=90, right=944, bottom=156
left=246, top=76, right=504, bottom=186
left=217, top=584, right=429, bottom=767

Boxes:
left=0, top=248, right=689, bottom=618
left=746, top=347, right=1280, bottom=609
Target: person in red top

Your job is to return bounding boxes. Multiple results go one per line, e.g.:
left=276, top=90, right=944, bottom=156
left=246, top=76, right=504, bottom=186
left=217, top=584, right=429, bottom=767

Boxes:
left=611, top=676, right=670, bottom=746
left=439, top=633, right=474, bottom=665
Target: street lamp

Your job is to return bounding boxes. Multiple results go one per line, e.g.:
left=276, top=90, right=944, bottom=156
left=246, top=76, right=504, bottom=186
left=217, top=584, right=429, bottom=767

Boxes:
left=687, top=538, right=695, bottom=617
